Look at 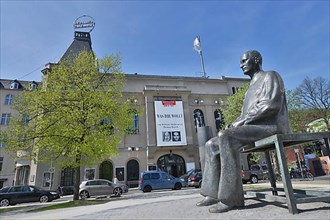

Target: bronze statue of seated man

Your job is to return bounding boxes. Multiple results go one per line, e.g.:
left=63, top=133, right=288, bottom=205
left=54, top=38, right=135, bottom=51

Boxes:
left=197, top=50, right=290, bottom=213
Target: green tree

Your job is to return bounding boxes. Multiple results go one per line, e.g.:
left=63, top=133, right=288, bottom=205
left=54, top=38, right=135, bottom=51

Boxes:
left=1, top=51, right=135, bottom=200
left=222, top=83, right=263, bottom=164
left=222, top=83, right=249, bottom=126
left=286, top=89, right=306, bottom=133
left=286, top=89, right=322, bottom=133
left=294, top=76, right=330, bottom=131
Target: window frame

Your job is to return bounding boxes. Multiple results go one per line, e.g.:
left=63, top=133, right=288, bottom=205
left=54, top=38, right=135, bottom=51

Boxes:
left=127, top=109, right=139, bottom=135
left=85, top=168, right=96, bottom=180
left=0, top=157, right=3, bottom=171
left=42, top=172, right=52, bottom=187
left=4, top=94, right=14, bottom=105
left=10, top=82, right=19, bottom=90
left=1, top=113, right=11, bottom=125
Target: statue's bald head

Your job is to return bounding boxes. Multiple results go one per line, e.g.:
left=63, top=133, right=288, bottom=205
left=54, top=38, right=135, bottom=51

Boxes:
left=245, top=50, right=263, bottom=66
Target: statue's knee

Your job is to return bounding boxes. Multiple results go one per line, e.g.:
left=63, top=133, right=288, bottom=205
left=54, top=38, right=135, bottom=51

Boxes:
left=205, top=139, right=213, bottom=148
left=217, top=130, right=228, bottom=138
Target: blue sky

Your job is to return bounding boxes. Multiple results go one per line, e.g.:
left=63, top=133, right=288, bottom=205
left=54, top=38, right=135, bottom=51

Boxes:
left=1, top=0, right=329, bottom=90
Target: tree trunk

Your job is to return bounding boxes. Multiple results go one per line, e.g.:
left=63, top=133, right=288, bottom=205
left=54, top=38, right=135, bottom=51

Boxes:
left=73, top=155, right=81, bottom=201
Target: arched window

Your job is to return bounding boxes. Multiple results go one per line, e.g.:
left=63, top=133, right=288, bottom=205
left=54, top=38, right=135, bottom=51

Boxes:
left=4, top=94, right=14, bottom=105
left=214, top=109, right=225, bottom=132
left=193, top=109, right=205, bottom=131
left=127, top=159, right=139, bottom=183
left=157, top=153, right=186, bottom=177
left=99, top=160, right=113, bottom=181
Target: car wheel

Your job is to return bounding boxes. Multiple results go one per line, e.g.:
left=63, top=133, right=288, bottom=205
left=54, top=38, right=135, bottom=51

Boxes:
left=174, top=182, right=182, bottom=190
left=113, top=187, right=122, bottom=197
left=250, top=175, right=258, bottom=184
left=143, top=185, right=152, bottom=193
left=80, top=190, right=90, bottom=199
left=39, top=195, right=49, bottom=203
left=0, top=198, right=10, bottom=207
left=197, top=181, right=202, bottom=188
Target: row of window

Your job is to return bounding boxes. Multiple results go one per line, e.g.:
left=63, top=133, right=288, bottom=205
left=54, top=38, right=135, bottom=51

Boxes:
left=1, top=113, right=10, bottom=125
left=0, top=111, right=139, bottom=133
left=193, top=109, right=225, bottom=132
left=3, top=80, right=37, bottom=90
left=0, top=109, right=224, bottom=133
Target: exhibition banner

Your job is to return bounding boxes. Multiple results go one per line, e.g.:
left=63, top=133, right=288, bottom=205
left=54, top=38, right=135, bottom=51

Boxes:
left=154, top=101, right=187, bottom=146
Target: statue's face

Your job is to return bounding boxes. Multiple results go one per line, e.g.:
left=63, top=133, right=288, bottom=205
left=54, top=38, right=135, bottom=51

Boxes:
left=240, top=53, right=256, bottom=75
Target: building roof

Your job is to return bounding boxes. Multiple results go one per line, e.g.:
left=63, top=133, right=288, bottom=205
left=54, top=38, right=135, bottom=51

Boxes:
left=60, top=31, right=93, bottom=63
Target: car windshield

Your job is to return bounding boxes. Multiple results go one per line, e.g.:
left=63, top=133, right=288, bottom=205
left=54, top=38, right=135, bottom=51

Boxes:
left=180, top=169, right=194, bottom=178
left=192, top=172, right=202, bottom=178
left=0, top=187, right=10, bottom=193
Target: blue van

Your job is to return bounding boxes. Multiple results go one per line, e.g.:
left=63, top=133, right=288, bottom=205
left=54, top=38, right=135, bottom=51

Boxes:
left=138, top=171, right=186, bottom=192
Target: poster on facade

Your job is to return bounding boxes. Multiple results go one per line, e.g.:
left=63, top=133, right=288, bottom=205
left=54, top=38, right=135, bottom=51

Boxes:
left=154, top=100, right=187, bottom=146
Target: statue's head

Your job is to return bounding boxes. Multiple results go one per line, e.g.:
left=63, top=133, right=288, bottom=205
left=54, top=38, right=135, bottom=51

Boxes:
left=240, top=50, right=262, bottom=77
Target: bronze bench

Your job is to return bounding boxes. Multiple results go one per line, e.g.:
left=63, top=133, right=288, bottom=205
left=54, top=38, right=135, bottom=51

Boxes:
left=241, top=131, right=330, bottom=214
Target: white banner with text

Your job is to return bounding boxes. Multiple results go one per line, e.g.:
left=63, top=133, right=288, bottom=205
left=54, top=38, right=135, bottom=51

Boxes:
left=154, top=101, right=187, bottom=146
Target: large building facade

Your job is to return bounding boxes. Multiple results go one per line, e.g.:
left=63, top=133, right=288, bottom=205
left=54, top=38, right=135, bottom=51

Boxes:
left=0, top=30, right=251, bottom=190
left=0, top=74, right=249, bottom=189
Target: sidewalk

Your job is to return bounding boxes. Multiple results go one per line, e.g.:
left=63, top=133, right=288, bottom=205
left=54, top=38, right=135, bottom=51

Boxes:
left=1, top=176, right=329, bottom=220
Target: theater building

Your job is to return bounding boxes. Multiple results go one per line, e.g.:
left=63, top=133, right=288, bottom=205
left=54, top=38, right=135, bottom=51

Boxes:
left=0, top=28, right=249, bottom=189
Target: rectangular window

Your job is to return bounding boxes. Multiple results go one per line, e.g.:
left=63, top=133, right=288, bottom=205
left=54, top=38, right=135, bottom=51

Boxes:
left=4, top=94, right=14, bottom=105
left=0, top=142, right=5, bottom=148
left=42, top=172, right=52, bottom=187
left=115, top=167, right=125, bottom=181
left=1, top=113, right=11, bottom=125
left=132, top=114, right=139, bottom=134
left=60, top=168, right=74, bottom=186
left=127, top=110, right=139, bottom=135
left=148, top=164, right=157, bottom=171
left=0, top=157, right=3, bottom=171
left=85, top=168, right=95, bottom=180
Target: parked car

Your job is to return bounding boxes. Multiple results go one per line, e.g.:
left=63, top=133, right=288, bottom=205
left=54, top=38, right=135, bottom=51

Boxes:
left=0, top=185, right=60, bottom=207
left=179, top=168, right=202, bottom=185
left=139, top=171, right=186, bottom=192
left=242, top=164, right=268, bottom=184
left=79, top=179, right=128, bottom=199
left=187, top=171, right=202, bottom=188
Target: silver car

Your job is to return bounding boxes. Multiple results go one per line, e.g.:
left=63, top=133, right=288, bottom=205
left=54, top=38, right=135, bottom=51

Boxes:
left=79, top=179, right=128, bottom=199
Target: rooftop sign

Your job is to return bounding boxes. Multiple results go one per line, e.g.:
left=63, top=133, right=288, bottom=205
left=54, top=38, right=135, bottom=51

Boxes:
left=73, top=15, right=95, bottom=32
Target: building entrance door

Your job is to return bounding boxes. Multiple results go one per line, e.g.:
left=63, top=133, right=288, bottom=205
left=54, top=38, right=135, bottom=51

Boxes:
left=157, top=154, right=186, bottom=177
left=99, top=160, right=113, bottom=181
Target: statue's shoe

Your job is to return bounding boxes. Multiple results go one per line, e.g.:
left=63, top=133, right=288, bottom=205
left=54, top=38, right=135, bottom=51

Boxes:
left=209, top=202, right=234, bottom=213
left=196, top=196, right=218, bottom=206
